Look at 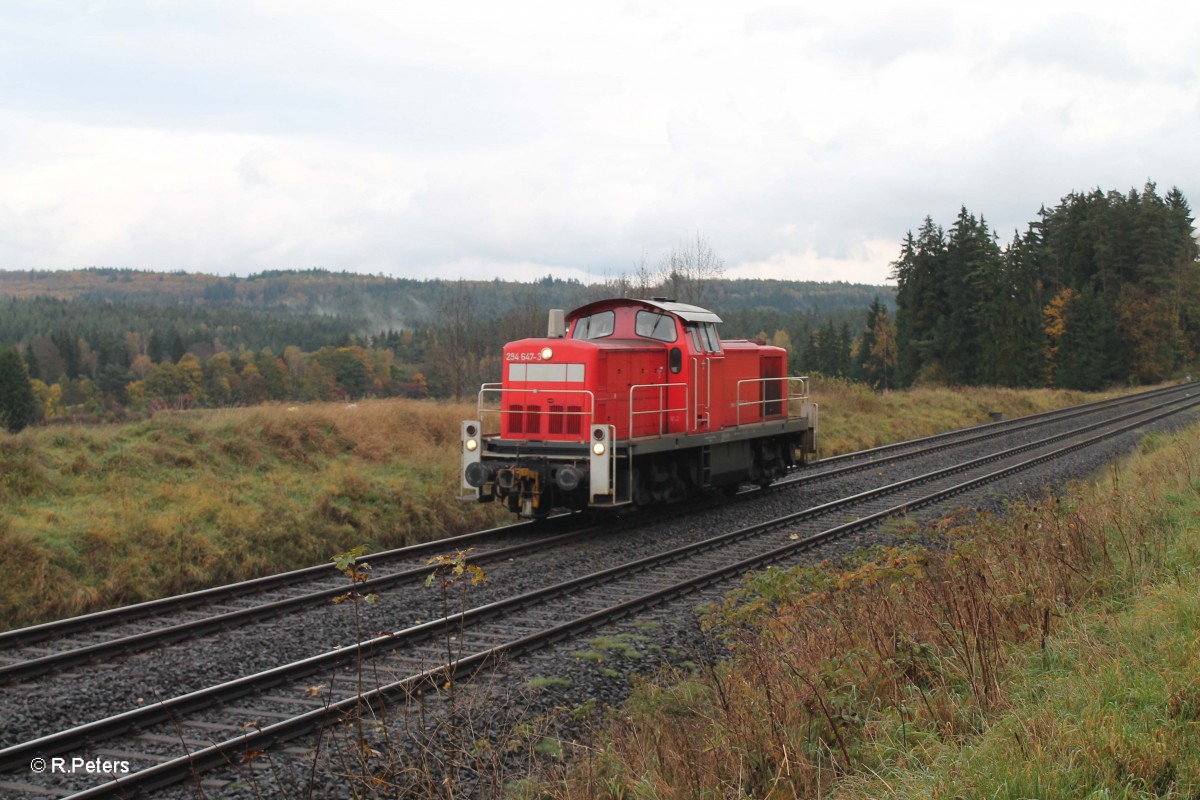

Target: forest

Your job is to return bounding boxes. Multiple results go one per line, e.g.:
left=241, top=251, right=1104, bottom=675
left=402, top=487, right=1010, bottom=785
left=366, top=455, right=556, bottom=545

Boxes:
left=1, top=181, right=1196, bottom=433
left=0, top=272, right=888, bottom=430
left=892, top=181, right=1200, bottom=390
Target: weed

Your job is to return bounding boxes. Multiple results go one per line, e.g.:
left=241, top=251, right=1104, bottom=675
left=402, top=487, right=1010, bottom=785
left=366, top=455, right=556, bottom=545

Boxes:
left=541, top=422, right=1200, bottom=799
left=589, top=635, right=644, bottom=660
left=535, top=738, right=565, bottom=759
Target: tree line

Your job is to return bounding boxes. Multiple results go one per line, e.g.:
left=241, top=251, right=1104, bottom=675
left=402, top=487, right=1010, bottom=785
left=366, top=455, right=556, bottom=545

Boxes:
left=0, top=244, right=898, bottom=430
left=892, top=182, right=1199, bottom=390
left=0, top=291, right=897, bottom=433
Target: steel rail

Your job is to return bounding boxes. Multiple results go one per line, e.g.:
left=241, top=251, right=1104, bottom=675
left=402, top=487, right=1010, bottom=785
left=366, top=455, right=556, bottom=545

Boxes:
left=2, top=382, right=1192, bottom=683
left=7, top=392, right=1198, bottom=796
left=50, top=389, right=1200, bottom=800
left=812, top=380, right=1194, bottom=467
left=771, top=381, right=1197, bottom=489
left=0, top=523, right=602, bottom=684
left=0, top=514, right=581, bottom=651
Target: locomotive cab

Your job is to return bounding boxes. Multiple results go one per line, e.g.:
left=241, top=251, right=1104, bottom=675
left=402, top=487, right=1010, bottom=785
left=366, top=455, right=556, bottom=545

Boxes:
left=462, top=298, right=817, bottom=518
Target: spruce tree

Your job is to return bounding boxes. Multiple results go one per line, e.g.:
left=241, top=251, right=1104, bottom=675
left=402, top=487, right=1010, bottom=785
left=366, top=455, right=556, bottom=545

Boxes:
left=892, top=220, right=949, bottom=386
left=148, top=331, right=165, bottom=363
left=24, top=345, right=41, bottom=383
left=1056, top=288, right=1108, bottom=390
left=169, top=329, right=187, bottom=363
left=0, top=347, right=36, bottom=432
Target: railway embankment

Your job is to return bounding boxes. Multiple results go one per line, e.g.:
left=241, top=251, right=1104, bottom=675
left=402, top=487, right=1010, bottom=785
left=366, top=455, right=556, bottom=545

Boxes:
left=0, top=399, right=508, bottom=632
left=0, top=382, right=1142, bottom=633
left=539, top=416, right=1200, bottom=798
left=0, top=383, right=1196, bottom=797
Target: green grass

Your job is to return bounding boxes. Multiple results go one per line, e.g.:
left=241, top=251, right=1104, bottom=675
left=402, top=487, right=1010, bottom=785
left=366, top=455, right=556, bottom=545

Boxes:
left=588, top=634, right=646, bottom=660
left=831, top=475, right=1200, bottom=799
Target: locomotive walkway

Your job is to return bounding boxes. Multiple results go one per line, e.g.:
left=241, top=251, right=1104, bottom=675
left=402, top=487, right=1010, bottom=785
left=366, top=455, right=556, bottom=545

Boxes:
left=1, top=381, right=1197, bottom=798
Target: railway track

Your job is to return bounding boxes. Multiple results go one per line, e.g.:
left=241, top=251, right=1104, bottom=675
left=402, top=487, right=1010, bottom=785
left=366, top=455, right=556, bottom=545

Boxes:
left=1, top=381, right=1192, bottom=686
left=1, top=383, right=1197, bottom=798
left=794, top=379, right=1193, bottom=474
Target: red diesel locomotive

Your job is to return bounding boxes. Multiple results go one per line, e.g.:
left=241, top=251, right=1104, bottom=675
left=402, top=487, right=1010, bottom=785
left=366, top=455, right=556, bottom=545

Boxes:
left=460, top=297, right=818, bottom=517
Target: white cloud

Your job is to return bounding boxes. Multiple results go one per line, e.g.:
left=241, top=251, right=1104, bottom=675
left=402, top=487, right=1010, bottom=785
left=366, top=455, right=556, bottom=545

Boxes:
left=0, top=0, right=1197, bottom=284
left=727, top=238, right=901, bottom=285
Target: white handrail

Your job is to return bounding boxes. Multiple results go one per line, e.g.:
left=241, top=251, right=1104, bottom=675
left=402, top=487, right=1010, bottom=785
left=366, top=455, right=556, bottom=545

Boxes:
left=628, top=382, right=689, bottom=439
left=477, top=384, right=596, bottom=438
left=734, top=376, right=810, bottom=426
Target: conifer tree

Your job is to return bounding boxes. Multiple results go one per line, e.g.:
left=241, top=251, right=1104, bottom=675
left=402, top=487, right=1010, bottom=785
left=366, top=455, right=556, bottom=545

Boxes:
left=892, top=219, right=949, bottom=385
left=0, top=346, right=36, bottom=432
left=23, top=346, right=41, bottom=383
left=854, top=297, right=885, bottom=383
left=1056, top=287, right=1109, bottom=390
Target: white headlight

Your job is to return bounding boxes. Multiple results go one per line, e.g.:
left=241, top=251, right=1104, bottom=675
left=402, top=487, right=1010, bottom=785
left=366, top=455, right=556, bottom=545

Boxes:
left=592, top=442, right=606, bottom=456
left=465, top=439, right=478, bottom=451
left=541, top=346, right=553, bottom=360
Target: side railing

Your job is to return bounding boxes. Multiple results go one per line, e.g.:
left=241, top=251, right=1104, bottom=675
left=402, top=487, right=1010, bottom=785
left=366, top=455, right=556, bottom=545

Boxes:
left=735, top=376, right=810, bottom=427
left=628, top=383, right=689, bottom=439
left=477, top=384, right=596, bottom=439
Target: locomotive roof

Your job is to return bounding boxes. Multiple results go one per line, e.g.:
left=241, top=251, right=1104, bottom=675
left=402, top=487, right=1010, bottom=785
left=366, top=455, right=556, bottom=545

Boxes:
left=566, top=297, right=723, bottom=324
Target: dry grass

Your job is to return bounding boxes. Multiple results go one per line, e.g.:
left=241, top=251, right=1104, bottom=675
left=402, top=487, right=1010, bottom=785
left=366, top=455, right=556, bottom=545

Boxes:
left=811, top=377, right=1135, bottom=456
left=0, top=399, right=507, bottom=631
left=0, top=382, right=1164, bottom=632
left=541, top=421, right=1200, bottom=798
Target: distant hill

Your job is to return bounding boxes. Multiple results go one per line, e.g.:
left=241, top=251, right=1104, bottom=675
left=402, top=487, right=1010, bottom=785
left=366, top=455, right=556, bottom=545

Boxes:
left=0, top=269, right=894, bottom=335
left=0, top=269, right=897, bottom=412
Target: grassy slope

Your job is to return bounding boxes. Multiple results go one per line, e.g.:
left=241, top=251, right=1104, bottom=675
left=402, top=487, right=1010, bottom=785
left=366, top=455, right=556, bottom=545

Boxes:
left=810, top=377, right=1130, bottom=457
left=834, top=432, right=1200, bottom=799
left=0, top=400, right=506, bottom=630
left=0, top=383, right=1149, bottom=632
left=543, top=415, right=1200, bottom=799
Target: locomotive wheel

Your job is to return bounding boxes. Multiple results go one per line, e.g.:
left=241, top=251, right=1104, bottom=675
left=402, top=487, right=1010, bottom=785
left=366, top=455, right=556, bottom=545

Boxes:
left=631, top=468, right=652, bottom=507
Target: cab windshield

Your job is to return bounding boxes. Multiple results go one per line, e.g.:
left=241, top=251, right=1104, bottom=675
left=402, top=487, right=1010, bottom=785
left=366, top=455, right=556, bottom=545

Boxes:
left=635, top=310, right=677, bottom=342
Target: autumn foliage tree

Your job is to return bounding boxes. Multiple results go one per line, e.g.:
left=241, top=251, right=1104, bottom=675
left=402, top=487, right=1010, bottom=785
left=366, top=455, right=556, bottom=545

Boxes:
left=855, top=297, right=898, bottom=389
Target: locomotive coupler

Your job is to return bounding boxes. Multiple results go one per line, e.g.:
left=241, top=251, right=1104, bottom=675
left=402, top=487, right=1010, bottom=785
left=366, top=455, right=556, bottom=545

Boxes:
left=500, top=467, right=543, bottom=517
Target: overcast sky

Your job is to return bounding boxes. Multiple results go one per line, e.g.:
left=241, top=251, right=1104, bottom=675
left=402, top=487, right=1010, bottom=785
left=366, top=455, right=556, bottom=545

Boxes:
left=1, top=1, right=1197, bottom=286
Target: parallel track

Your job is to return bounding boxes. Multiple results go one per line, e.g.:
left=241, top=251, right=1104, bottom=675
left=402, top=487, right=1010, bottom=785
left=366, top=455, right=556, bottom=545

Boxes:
left=0, top=382, right=1194, bottom=687
left=2, top=384, right=1197, bottom=798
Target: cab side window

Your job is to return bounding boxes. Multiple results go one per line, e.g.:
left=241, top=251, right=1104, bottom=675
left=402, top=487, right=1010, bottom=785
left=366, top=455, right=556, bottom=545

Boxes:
left=700, top=323, right=722, bottom=353
left=572, top=311, right=615, bottom=340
